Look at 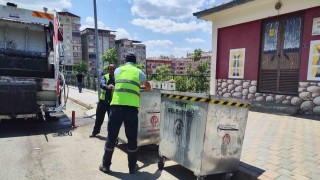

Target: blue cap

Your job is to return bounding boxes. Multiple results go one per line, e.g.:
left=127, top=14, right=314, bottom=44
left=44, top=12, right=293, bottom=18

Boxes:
left=125, top=52, right=136, bottom=58
left=125, top=52, right=136, bottom=63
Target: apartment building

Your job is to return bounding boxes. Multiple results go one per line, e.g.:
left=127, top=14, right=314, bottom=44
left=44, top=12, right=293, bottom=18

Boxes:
left=57, top=11, right=81, bottom=73
left=81, top=28, right=116, bottom=74
left=145, top=51, right=212, bottom=75
left=115, top=39, right=146, bottom=65
left=146, top=56, right=173, bottom=74
left=172, top=58, right=192, bottom=75
left=186, top=51, right=212, bottom=74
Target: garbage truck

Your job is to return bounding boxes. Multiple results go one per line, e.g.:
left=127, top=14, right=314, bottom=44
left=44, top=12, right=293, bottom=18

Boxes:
left=0, top=3, right=66, bottom=120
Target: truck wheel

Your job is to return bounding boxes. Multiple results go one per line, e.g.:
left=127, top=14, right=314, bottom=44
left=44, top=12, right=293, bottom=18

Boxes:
left=45, top=112, right=59, bottom=121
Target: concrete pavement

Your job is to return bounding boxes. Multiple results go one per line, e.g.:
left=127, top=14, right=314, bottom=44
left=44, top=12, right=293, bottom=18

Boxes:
left=67, top=86, right=320, bottom=180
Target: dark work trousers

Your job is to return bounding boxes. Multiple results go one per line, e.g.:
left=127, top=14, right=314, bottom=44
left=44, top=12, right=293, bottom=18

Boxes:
left=92, top=99, right=110, bottom=135
left=102, top=105, right=138, bottom=169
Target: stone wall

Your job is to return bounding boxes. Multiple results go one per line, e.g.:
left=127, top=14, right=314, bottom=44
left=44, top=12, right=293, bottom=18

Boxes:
left=217, top=79, right=320, bottom=115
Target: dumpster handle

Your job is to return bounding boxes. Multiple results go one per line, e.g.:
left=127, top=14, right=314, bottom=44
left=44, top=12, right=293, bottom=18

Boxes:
left=217, top=125, right=239, bottom=131
left=146, top=111, right=160, bottom=113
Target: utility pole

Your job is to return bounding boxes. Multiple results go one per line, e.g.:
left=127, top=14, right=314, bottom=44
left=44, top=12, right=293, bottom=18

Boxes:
left=93, top=0, right=101, bottom=98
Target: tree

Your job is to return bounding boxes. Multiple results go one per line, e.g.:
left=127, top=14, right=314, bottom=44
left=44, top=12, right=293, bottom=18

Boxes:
left=156, top=65, right=172, bottom=81
left=194, top=61, right=210, bottom=93
left=101, top=47, right=118, bottom=66
left=136, top=63, right=145, bottom=72
left=175, top=48, right=209, bottom=93
left=192, top=48, right=202, bottom=62
left=74, top=62, right=88, bottom=74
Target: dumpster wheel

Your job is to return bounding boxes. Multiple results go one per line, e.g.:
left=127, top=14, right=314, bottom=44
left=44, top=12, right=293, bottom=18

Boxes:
left=197, top=176, right=205, bottom=180
left=157, top=157, right=166, bottom=170
left=224, top=172, right=233, bottom=180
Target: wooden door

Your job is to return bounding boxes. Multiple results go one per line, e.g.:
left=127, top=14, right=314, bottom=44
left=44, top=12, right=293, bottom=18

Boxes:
left=259, top=15, right=302, bottom=95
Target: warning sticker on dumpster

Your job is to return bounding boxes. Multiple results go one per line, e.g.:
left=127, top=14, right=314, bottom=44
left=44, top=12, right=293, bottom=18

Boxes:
left=141, top=113, right=160, bottom=133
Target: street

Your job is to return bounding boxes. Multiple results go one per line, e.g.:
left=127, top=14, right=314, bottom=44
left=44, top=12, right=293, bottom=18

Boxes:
left=0, top=100, right=226, bottom=180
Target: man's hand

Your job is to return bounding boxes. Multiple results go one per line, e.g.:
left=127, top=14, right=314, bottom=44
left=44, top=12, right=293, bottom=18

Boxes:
left=143, top=81, right=153, bottom=92
left=108, top=84, right=114, bottom=89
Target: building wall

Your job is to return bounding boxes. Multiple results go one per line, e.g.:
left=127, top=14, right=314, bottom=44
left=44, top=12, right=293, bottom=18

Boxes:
left=58, top=13, right=81, bottom=72
left=186, top=51, right=212, bottom=74
left=215, top=7, right=320, bottom=115
left=146, top=59, right=173, bottom=74
left=172, top=59, right=192, bottom=75
left=300, top=6, right=320, bottom=80
left=115, top=39, right=146, bottom=65
left=217, top=20, right=261, bottom=80
left=80, top=29, right=116, bottom=74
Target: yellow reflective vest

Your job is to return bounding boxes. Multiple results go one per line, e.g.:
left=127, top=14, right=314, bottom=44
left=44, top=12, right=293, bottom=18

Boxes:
left=110, top=64, right=140, bottom=108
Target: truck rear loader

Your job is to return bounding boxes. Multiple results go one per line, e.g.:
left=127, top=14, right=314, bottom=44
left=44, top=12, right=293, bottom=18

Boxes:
left=0, top=3, right=66, bottom=120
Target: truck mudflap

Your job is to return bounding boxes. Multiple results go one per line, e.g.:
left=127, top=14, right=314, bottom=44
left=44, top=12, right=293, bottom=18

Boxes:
left=0, top=82, right=38, bottom=116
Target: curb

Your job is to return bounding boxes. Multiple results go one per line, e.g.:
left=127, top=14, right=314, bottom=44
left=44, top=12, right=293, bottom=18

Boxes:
left=69, top=86, right=98, bottom=95
left=68, top=97, right=96, bottom=110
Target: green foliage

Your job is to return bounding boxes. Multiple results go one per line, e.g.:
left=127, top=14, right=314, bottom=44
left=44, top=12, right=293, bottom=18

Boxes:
left=136, top=63, right=145, bottom=71
left=194, top=61, right=210, bottom=93
left=101, top=47, right=118, bottom=65
left=73, top=62, right=88, bottom=74
left=175, top=76, right=187, bottom=92
left=192, top=48, right=202, bottom=62
left=175, top=60, right=209, bottom=93
left=155, top=65, right=172, bottom=81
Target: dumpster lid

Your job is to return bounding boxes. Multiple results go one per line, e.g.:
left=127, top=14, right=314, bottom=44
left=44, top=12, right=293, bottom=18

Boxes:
left=161, top=91, right=210, bottom=99
left=210, top=95, right=251, bottom=105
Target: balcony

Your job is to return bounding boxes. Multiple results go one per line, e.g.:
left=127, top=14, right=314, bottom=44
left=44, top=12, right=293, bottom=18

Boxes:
left=72, top=32, right=80, bottom=37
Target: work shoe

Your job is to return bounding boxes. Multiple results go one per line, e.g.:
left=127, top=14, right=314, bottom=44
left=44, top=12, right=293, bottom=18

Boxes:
left=129, top=164, right=139, bottom=174
left=89, top=133, right=98, bottom=138
left=99, top=164, right=110, bottom=173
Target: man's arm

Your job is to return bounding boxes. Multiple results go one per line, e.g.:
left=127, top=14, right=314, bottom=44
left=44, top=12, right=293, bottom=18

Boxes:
left=143, top=81, right=152, bottom=91
left=139, top=70, right=152, bottom=92
left=100, top=75, right=108, bottom=90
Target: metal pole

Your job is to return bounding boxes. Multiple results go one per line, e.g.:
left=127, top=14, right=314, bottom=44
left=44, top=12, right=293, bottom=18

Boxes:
left=93, top=0, right=101, bottom=99
left=72, top=110, right=77, bottom=128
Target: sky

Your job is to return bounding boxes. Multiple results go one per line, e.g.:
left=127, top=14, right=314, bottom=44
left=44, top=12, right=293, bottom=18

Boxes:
left=0, top=0, right=227, bottom=58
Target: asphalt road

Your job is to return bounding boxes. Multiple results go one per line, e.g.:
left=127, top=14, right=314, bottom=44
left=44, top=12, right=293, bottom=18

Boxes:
left=0, top=101, right=227, bottom=180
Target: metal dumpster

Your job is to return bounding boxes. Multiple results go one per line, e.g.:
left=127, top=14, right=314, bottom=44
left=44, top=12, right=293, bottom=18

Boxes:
left=117, top=89, right=161, bottom=146
left=158, top=91, right=250, bottom=180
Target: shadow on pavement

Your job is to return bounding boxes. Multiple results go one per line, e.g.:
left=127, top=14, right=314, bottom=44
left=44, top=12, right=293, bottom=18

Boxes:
left=94, top=135, right=107, bottom=141
left=116, top=144, right=160, bottom=170
left=233, top=161, right=265, bottom=180
left=106, top=169, right=162, bottom=180
left=291, top=114, right=320, bottom=121
left=0, top=116, right=73, bottom=139
left=163, top=164, right=229, bottom=180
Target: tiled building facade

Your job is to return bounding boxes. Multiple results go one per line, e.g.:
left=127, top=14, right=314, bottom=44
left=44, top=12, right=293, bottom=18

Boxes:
left=81, top=28, right=116, bottom=74
left=115, top=39, right=146, bottom=65
left=57, top=11, right=81, bottom=73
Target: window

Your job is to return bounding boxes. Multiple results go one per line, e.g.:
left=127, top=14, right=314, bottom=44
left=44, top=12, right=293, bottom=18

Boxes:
left=72, top=26, right=79, bottom=31
left=66, top=18, right=70, bottom=23
left=72, top=32, right=80, bottom=37
left=72, top=20, right=80, bottom=24
left=73, top=46, right=81, bottom=51
left=88, top=48, right=95, bottom=53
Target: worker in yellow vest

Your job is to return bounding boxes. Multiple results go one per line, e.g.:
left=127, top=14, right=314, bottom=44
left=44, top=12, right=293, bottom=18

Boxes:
left=90, top=64, right=115, bottom=137
left=99, top=53, right=152, bottom=174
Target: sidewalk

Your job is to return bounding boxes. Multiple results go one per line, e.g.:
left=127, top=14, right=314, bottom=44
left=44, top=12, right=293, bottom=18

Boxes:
left=68, top=87, right=320, bottom=180
left=68, top=86, right=99, bottom=110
